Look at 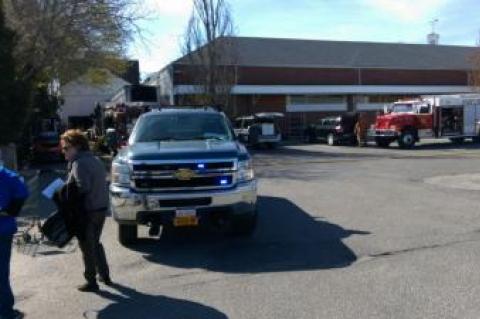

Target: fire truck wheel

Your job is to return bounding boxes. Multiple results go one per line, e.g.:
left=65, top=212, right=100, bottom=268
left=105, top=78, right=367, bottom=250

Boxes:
left=398, top=130, right=416, bottom=149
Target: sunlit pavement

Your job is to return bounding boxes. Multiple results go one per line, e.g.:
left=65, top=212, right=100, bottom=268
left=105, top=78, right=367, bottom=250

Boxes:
left=11, top=141, right=480, bottom=319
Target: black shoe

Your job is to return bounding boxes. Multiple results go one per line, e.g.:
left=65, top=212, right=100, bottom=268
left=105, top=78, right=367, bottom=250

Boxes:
left=77, top=282, right=99, bottom=292
left=99, top=276, right=113, bottom=286
left=13, top=310, right=24, bottom=319
left=3, top=310, right=25, bottom=319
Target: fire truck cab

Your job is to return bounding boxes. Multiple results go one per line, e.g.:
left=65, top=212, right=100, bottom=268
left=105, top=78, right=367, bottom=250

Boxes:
left=370, top=94, right=480, bottom=148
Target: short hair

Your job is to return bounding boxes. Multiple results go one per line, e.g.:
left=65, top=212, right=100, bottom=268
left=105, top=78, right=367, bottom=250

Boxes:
left=61, top=129, right=90, bottom=151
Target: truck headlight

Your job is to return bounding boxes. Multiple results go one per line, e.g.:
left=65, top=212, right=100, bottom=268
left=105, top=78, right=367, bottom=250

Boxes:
left=111, top=162, right=130, bottom=187
left=237, top=160, right=255, bottom=183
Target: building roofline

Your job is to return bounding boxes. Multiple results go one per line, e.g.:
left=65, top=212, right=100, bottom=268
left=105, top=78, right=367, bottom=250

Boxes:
left=227, top=35, right=479, bottom=50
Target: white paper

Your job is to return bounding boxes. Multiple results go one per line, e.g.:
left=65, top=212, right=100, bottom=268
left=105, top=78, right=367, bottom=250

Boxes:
left=42, top=178, right=65, bottom=199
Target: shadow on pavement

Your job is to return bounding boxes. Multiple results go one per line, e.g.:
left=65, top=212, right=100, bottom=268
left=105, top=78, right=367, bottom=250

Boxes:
left=89, top=283, right=227, bottom=319
left=131, top=196, right=369, bottom=273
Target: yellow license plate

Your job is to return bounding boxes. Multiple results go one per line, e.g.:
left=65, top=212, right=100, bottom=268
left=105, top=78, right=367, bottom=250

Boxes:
left=173, top=216, right=199, bottom=227
left=174, top=209, right=198, bottom=227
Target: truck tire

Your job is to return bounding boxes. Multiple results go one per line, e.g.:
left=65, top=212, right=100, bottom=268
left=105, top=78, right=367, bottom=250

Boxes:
left=398, top=130, right=416, bottom=149
left=375, top=138, right=391, bottom=148
left=327, top=133, right=337, bottom=146
left=305, top=130, right=316, bottom=143
left=266, top=142, right=277, bottom=149
left=230, top=212, right=257, bottom=237
left=118, top=224, right=138, bottom=246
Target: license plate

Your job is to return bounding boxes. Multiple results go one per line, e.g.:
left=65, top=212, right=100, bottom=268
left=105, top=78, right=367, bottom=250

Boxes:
left=174, top=209, right=198, bottom=227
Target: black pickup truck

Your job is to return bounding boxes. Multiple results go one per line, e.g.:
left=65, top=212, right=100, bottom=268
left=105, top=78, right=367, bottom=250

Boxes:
left=304, top=114, right=358, bottom=146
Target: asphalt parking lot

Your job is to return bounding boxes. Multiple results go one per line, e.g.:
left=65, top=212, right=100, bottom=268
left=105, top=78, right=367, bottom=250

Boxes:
left=11, top=141, right=480, bottom=319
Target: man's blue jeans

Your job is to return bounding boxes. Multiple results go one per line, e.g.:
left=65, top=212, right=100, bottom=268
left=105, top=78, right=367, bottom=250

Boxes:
left=0, top=235, right=14, bottom=319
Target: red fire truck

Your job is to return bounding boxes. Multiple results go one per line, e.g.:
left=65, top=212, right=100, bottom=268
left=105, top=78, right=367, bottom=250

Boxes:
left=370, top=94, right=480, bottom=148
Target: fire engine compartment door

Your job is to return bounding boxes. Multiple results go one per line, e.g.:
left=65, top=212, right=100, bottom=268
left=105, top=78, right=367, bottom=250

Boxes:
left=477, top=105, right=480, bottom=135
left=464, top=104, right=476, bottom=136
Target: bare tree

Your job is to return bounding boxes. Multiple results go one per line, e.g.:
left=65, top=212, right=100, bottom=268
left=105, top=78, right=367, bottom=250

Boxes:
left=181, top=0, right=237, bottom=112
left=469, top=51, right=480, bottom=90
left=3, top=0, right=145, bottom=84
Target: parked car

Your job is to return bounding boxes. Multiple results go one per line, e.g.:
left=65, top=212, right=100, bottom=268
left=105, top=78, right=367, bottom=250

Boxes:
left=32, top=132, right=63, bottom=162
left=234, top=112, right=284, bottom=148
left=110, top=107, right=258, bottom=245
left=304, top=114, right=358, bottom=146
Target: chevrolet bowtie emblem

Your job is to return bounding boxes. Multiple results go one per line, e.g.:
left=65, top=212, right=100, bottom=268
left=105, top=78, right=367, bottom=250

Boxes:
left=174, top=168, right=196, bottom=181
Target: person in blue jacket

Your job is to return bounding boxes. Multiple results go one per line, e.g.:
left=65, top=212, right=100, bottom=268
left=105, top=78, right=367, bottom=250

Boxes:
left=0, top=157, right=29, bottom=319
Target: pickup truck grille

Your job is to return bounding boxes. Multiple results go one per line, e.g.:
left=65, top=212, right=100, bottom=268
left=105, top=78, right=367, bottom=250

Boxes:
left=131, top=161, right=236, bottom=191
left=135, top=176, right=233, bottom=189
left=133, top=161, right=234, bottom=171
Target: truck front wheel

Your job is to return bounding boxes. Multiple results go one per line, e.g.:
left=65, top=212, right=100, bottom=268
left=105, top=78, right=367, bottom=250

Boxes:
left=118, top=224, right=138, bottom=246
left=398, top=131, right=416, bottom=149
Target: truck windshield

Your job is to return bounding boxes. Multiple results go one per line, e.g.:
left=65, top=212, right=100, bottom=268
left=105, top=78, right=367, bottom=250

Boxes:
left=392, top=104, right=414, bottom=113
left=132, top=113, right=234, bottom=142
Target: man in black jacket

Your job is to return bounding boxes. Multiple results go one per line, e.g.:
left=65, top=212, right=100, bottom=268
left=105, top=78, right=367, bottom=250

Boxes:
left=61, top=130, right=111, bottom=293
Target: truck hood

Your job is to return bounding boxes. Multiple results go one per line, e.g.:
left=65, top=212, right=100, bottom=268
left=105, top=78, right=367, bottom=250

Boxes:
left=375, top=113, right=415, bottom=130
left=124, top=140, right=249, bottom=161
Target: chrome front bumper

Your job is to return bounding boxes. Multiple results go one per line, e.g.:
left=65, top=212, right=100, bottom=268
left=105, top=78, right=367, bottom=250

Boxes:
left=110, top=181, right=257, bottom=224
left=367, top=129, right=399, bottom=138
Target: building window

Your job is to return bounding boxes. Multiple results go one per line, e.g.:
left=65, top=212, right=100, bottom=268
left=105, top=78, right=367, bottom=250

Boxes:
left=367, top=95, right=417, bottom=103
left=287, top=95, right=347, bottom=112
left=289, top=95, right=346, bottom=104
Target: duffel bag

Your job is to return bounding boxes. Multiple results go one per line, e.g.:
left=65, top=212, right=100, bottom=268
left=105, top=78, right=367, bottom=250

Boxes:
left=41, top=211, right=73, bottom=248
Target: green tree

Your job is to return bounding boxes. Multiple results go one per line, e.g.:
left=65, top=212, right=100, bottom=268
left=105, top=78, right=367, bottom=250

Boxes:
left=0, top=0, right=29, bottom=145
left=0, top=0, right=144, bottom=146
left=3, top=0, right=143, bottom=85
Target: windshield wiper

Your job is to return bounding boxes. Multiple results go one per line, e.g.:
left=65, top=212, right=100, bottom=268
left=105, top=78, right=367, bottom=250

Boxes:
left=150, top=137, right=181, bottom=141
left=191, top=135, right=226, bottom=141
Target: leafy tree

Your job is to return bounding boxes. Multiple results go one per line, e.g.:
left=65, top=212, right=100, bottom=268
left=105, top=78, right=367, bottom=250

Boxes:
left=0, top=0, right=29, bottom=145
left=0, top=0, right=144, bottom=146
left=3, top=0, right=143, bottom=85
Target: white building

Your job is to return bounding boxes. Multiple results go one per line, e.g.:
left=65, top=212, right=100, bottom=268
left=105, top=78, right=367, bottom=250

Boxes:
left=59, top=61, right=140, bottom=127
left=60, top=72, right=130, bottom=126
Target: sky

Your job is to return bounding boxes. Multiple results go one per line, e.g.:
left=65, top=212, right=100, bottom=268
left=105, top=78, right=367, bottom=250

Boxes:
left=130, top=0, right=480, bottom=76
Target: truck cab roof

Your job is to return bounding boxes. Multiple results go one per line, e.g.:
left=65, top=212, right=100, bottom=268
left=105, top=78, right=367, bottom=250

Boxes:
left=142, top=106, right=224, bottom=117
